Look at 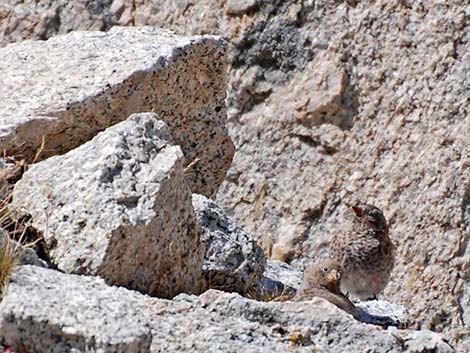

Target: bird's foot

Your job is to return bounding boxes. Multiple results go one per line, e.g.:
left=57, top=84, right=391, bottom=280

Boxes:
left=365, top=294, right=378, bottom=301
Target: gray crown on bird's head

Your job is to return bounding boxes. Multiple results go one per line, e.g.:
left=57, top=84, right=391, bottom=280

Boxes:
left=349, top=203, right=388, bottom=232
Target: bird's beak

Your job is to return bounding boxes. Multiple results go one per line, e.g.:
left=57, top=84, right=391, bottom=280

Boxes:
left=327, top=269, right=341, bottom=285
left=350, top=205, right=364, bottom=217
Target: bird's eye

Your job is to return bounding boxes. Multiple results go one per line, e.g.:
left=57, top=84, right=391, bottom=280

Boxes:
left=322, top=266, right=329, bottom=272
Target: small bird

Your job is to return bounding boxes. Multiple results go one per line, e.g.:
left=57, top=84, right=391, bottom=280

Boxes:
left=294, top=259, right=359, bottom=319
left=330, top=203, right=395, bottom=300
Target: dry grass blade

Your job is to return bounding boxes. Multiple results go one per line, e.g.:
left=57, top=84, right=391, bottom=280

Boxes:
left=0, top=155, right=37, bottom=299
left=184, top=157, right=201, bottom=173
left=254, top=187, right=266, bottom=220
left=0, top=236, right=18, bottom=298
left=246, top=284, right=295, bottom=302
left=32, top=136, right=46, bottom=164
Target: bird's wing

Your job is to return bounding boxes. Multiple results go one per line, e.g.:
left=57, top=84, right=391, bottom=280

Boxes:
left=324, top=292, right=360, bottom=319
left=294, top=287, right=359, bottom=320
left=293, top=286, right=324, bottom=302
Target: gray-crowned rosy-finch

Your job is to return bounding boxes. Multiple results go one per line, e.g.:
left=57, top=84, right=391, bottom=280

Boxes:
left=330, top=204, right=395, bottom=300
left=294, top=259, right=359, bottom=319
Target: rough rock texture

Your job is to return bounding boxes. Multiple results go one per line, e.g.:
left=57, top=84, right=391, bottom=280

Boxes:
left=143, top=1, right=468, bottom=350
left=0, top=157, right=25, bottom=201
left=0, top=0, right=227, bottom=45
left=0, top=265, right=455, bottom=353
left=355, top=300, right=410, bottom=329
left=215, top=3, right=470, bottom=350
left=0, top=26, right=234, bottom=196
left=0, top=265, right=155, bottom=353
left=259, top=259, right=302, bottom=298
left=0, top=1, right=115, bottom=46
left=192, top=193, right=266, bottom=293
left=1, top=0, right=469, bottom=350
left=10, top=113, right=205, bottom=298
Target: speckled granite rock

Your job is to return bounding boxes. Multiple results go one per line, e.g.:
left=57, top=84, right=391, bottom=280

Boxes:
left=0, top=265, right=455, bottom=353
left=0, top=26, right=234, bottom=196
left=212, top=2, right=468, bottom=350
left=0, top=1, right=114, bottom=47
left=10, top=113, right=205, bottom=298
left=355, top=300, right=410, bottom=329
left=0, top=1, right=222, bottom=46
left=1, top=1, right=469, bottom=351
left=224, top=0, right=258, bottom=16
left=259, top=260, right=302, bottom=298
left=0, top=265, right=155, bottom=353
left=192, top=194, right=266, bottom=293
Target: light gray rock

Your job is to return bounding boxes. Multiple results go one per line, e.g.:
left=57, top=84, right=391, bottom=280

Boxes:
left=259, top=260, right=302, bottom=298
left=0, top=1, right=226, bottom=45
left=0, top=158, right=15, bottom=173
left=0, top=1, right=115, bottom=47
left=210, top=2, right=469, bottom=350
left=0, top=265, right=156, bottom=353
left=224, top=0, right=258, bottom=16
left=355, top=300, right=410, bottom=329
left=397, top=329, right=456, bottom=353
left=10, top=113, right=205, bottom=298
left=0, top=266, right=455, bottom=353
left=0, top=26, right=234, bottom=196
left=1, top=1, right=469, bottom=350
left=192, top=193, right=266, bottom=294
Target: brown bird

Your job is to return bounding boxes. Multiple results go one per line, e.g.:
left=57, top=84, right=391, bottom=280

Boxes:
left=294, top=259, right=359, bottom=319
left=330, top=203, right=395, bottom=300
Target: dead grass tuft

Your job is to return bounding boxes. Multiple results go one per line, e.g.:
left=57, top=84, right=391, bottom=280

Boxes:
left=246, top=285, right=295, bottom=302
left=0, top=236, right=18, bottom=298
left=0, top=154, right=44, bottom=299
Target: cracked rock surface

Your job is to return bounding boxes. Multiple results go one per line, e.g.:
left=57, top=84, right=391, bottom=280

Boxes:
left=10, top=113, right=205, bottom=298
left=193, top=193, right=266, bottom=294
left=0, top=26, right=234, bottom=196
left=0, top=265, right=455, bottom=353
left=1, top=0, right=468, bottom=350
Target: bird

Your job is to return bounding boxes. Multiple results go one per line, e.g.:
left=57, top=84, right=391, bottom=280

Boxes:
left=330, top=203, right=395, bottom=300
left=294, top=259, right=359, bottom=319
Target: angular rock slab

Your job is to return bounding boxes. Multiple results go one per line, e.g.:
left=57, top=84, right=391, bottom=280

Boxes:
left=0, top=26, right=234, bottom=196
left=0, top=265, right=156, bottom=353
left=10, top=113, right=205, bottom=298
left=0, top=266, right=455, bottom=353
left=192, top=194, right=266, bottom=293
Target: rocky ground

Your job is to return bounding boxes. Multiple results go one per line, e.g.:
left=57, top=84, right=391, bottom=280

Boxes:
left=0, top=1, right=469, bottom=352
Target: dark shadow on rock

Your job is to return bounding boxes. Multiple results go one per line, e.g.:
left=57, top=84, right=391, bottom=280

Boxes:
left=355, top=299, right=410, bottom=329
left=356, top=307, right=404, bottom=328
left=338, top=74, right=360, bottom=130
left=456, top=184, right=470, bottom=257
left=308, top=72, right=360, bottom=131
left=256, top=260, right=302, bottom=300
left=258, top=275, right=297, bottom=300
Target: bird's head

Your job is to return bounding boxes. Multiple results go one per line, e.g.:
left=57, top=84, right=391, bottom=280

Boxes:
left=350, top=203, right=388, bottom=232
left=318, top=259, right=343, bottom=292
